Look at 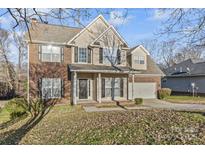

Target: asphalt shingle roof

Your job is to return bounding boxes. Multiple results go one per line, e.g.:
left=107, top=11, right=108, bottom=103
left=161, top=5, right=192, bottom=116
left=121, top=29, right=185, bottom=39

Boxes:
left=69, top=64, right=130, bottom=73
left=130, top=55, right=165, bottom=75
left=165, top=59, right=205, bottom=77
left=25, top=22, right=82, bottom=44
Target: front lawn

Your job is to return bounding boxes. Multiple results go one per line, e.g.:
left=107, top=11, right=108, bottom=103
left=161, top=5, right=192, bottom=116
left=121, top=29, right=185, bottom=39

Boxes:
left=165, top=95, right=205, bottom=104
left=0, top=104, right=205, bottom=144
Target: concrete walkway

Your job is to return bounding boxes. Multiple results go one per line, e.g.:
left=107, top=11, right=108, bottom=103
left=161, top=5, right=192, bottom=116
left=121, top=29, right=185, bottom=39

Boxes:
left=83, top=99, right=205, bottom=113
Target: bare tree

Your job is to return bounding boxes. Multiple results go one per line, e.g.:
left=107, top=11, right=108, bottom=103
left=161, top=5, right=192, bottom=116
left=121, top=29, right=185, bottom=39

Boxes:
left=97, top=28, right=127, bottom=100
left=0, top=8, right=128, bottom=41
left=138, top=39, right=162, bottom=62
left=157, top=9, right=205, bottom=48
left=0, top=29, right=16, bottom=94
left=174, top=46, right=203, bottom=64
left=12, top=30, right=27, bottom=95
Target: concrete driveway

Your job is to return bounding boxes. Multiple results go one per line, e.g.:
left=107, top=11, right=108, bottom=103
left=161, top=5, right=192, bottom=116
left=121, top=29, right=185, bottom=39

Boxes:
left=83, top=99, right=205, bottom=113
left=142, top=99, right=205, bottom=112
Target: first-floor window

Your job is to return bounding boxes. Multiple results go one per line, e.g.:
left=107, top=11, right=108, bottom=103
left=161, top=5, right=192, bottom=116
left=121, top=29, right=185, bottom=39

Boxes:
left=42, top=78, right=62, bottom=99
left=102, top=78, right=124, bottom=98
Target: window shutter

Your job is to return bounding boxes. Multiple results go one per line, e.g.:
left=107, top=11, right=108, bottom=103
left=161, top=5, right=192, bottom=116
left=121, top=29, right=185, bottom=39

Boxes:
left=61, top=79, right=64, bottom=97
left=120, top=78, right=123, bottom=97
left=117, top=49, right=121, bottom=65
left=61, top=47, right=64, bottom=63
left=102, top=78, right=105, bottom=98
left=38, top=45, right=42, bottom=62
left=99, top=48, right=103, bottom=64
left=88, top=48, right=91, bottom=63
left=74, top=47, right=78, bottom=63
left=38, top=78, right=42, bottom=98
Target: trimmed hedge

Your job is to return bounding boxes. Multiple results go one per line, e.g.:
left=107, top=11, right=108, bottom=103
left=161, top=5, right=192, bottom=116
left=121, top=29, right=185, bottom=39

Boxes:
left=158, top=88, right=172, bottom=99
left=134, top=98, right=143, bottom=105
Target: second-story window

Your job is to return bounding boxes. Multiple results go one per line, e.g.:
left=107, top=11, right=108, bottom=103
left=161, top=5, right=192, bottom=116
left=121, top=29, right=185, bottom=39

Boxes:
left=41, top=45, right=62, bottom=62
left=102, top=47, right=119, bottom=65
left=79, top=48, right=87, bottom=63
left=74, top=47, right=91, bottom=63
left=134, top=56, right=145, bottom=64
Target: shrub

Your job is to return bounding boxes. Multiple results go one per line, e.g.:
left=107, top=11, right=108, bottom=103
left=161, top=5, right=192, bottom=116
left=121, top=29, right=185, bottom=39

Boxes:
left=10, top=111, right=27, bottom=120
left=134, top=98, right=143, bottom=105
left=4, top=98, right=28, bottom=120
left=158, top=88, right=172, bottom=99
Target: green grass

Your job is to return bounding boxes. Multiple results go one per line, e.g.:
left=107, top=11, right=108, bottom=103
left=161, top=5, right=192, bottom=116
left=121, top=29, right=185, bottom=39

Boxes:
left=0, top=108, right=10, bottom=123
left=165, top=95, right=205, bottom=104
left=0, top=104, right=205, bottom=144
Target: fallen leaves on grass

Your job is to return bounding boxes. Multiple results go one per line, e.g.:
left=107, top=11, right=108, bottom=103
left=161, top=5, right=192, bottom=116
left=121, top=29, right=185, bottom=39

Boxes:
left=0, top=105, right=205, bottom=145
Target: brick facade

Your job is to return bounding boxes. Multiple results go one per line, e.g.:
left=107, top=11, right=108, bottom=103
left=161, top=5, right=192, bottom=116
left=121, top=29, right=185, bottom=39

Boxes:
left=29, top=43, right=72, bottom=103
left=129, top=75, right=161, bottom=90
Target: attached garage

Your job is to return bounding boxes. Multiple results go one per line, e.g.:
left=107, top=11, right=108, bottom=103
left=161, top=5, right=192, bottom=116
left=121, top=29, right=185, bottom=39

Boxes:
left=129, top=82, right=157, bottom=99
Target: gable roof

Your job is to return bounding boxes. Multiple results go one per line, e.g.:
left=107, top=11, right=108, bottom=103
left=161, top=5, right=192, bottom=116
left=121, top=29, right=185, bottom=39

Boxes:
left=25, top=14, right=129, bottom=47
left=165, top=58, right=205, bottom=77
left=67, top=15, right=110, bottom=45
left=128, top=45, right=150, bottom=55
left=25, top=22, right=82, bottom=44
left=90, top=25, right=129, bottom=47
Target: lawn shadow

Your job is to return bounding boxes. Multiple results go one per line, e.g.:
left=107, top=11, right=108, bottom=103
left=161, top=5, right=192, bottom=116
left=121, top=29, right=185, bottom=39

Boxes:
left=116, top=101, right=127, bottom=110
left=0, top=114, right=27, bottom=130
left=0, top=99, right=58, bottom=145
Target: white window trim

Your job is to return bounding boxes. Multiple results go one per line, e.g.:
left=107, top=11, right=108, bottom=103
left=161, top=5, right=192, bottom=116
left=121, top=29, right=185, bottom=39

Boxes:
left=41, top=45, right=61, bottom=62
left=134, top=56, right=145, bottom=65
left=102, top=47, right=119, bottom=65
left=42, top=78, right=61, bottom=99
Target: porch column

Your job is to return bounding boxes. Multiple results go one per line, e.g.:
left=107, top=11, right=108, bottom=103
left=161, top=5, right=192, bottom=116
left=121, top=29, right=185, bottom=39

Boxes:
left=132, top=74, right=134, bottom=100
left=127, top=75, right=129, bottom=100
left=97, top=73, right=102, bottom=103
left=73, top=71, right=77, bottom=105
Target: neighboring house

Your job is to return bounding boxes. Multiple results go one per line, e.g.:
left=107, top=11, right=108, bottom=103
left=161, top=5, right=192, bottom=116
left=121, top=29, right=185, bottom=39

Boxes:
left=162, top=58, right=205, bottom=96
left=27, top=15, right=164, bottom=104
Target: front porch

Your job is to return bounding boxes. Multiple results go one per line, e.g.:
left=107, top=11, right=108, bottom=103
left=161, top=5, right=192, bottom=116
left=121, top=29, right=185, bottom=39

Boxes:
left=71, top=71, right=129, bottom=105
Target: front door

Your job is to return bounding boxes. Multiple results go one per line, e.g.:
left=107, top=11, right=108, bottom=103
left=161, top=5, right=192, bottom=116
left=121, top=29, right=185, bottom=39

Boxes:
left=79, top=79, right=88, bottom=99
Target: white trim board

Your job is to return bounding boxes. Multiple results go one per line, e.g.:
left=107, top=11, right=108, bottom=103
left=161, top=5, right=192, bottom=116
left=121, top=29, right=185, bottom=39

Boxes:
left=129, top=45, right=150, bottom=55
left=67, top=15, right=110, bottom=45
left=90, top=25, right=129, bottom=47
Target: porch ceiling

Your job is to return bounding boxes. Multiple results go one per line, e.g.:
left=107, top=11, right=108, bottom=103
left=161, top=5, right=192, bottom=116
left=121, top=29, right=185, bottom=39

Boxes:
left=68, top=64, right=130, bottom=73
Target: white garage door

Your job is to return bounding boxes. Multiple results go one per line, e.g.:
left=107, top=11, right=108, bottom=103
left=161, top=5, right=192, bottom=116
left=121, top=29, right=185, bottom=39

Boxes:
left=129, top=82, right=156, bottom=99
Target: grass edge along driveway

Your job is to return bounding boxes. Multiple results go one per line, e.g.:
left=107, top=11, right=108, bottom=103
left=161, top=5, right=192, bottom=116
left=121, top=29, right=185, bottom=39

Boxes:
left=164, top=95, right=205, bottom=104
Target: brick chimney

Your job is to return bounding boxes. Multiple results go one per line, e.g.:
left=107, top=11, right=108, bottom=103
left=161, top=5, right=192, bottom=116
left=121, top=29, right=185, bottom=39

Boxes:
left=31, top=18, right=38, bottom=23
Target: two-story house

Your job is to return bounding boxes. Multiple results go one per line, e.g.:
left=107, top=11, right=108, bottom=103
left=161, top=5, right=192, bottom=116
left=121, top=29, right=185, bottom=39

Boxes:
left=27, top=15, right=164, bottom=104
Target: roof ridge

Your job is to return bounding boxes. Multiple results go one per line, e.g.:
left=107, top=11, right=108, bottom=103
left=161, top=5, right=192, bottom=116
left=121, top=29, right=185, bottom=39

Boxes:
left=32, top=21, right=82, bottom=30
